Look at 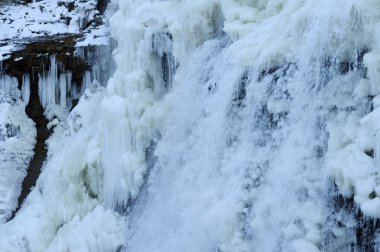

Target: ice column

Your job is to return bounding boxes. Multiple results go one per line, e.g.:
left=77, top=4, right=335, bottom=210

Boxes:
left=59, top=73, right=67, bottom=107
left=38, top=55, right=57, bottom=108
left=38, top=55, right=84, bottom=109
left=21, top=75, right=30, bottom=105
left=0, top=75, right=19, bottom=99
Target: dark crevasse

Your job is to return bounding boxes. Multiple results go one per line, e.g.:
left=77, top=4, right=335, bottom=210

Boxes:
left=10, top=70, right=50, bottom=220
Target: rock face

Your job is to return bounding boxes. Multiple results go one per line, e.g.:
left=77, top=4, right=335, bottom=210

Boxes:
left=96, top=0, right=109, bottom=15
left=2, top=35, right=88, bottom=88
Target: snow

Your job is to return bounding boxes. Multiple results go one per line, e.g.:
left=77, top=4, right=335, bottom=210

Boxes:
left=0, top=0, right=111, bottom=60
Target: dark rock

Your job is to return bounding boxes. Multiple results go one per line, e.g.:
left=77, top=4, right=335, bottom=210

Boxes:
left=365, top=149, right=374, bottom=158
left=2, top=34, right=90, bottom=90
left=369, top=191, right=377, bottom=200
left=96, top=0, right=109, bottom=14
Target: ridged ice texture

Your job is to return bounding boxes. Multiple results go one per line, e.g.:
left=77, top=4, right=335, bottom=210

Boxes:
left=38, top=56, right=78, bottom=107
left=112, top=0, right=380, bottom=251
left=37, top=54, right=96, bottom=123
left=0, top=75, right=35, bottom=223
left=0, top=87, right=125, bottom=252
left=2, top=0, right=380, bottom=251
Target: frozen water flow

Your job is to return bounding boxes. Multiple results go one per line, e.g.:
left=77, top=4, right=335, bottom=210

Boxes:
left=2, top=0, right=380, bottom=251
left=0, top=75, right=35, bottom=223
left=21, top=75, right=30, bottom=105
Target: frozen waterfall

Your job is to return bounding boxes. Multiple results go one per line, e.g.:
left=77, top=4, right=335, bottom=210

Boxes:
left=2, top=0, right=380, bottom=251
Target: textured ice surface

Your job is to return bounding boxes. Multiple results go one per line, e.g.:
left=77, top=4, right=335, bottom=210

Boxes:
left=0, top=76, right=35, bottom=223
left=2, top=0, right=380, bottom=251
left=0, top=88, right=125, bottom=252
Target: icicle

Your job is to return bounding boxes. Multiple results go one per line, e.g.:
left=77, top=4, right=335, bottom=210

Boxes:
left=21, top=75, right=30, bottom=105
left=67, top=72, right=72, bottom=93
left=70, top=82, right=81, bottom=101
left=38, top=72, right=44, bottom=107
left=59, top=73, right=67, bottom=107
left=92, top=63, right=100, bottom=83
left=49, top=55, right=58, bottom=106
left=0, top=75, right=19, bottom=99
left=75, top=47, right=85, bottom=59
left=38, top=55, right=64, bottom=108
left=83, top=71, right=92, bottom=90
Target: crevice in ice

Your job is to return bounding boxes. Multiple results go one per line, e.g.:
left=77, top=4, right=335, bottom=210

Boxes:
left=81, top=165, right=98, bottom=200
left=96, top=0, right=110, bottom=15
left=9, top=70, right=51, bottom=221
left=232, top=71, right=248, bottom=106
left=151, top=32, right=176, bottom=90
left=114, top=133, right=160, bottom=216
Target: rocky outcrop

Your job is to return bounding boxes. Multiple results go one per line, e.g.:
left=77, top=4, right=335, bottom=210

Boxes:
left=2, top=35, right=89, bottom=88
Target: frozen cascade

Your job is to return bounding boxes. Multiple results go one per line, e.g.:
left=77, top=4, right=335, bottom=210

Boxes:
left=0, top=75, right=19, bottom=100
left=3, top=0, right=380, bottom=251
left=113, top=0, right=380, bottom=251
left=37, top=55, right=88, bottom=112
left=0, top=74, right=35, bottom=223
left=31, top=49, right=111, bottom=124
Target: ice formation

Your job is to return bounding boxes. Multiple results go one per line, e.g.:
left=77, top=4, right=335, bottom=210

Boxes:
left=2, top=0, right=380, bottom=251
left=37, top=54, right=85, bottom=121
left=0, top=75, right=35, bottom=223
